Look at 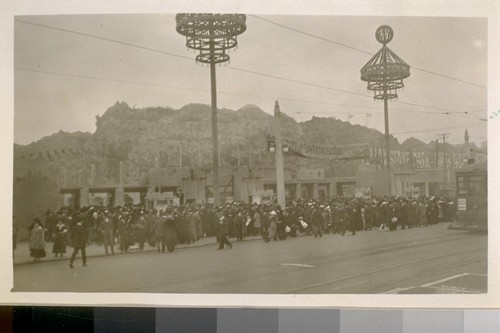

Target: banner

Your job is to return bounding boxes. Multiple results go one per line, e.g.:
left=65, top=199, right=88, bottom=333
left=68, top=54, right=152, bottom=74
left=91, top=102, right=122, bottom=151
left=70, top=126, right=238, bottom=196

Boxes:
left=282, top=137, right=370, bottom=160
left=369, top=147, right=487, bottom=170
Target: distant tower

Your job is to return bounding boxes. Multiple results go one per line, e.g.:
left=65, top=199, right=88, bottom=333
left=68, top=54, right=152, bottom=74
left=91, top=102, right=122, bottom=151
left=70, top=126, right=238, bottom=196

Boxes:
left=464, top=129, right=471, bottom=159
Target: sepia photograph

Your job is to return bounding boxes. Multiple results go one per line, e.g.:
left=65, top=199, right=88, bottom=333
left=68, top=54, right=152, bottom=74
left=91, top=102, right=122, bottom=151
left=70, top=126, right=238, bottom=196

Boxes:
left=2, top=1, right=499, bottom=309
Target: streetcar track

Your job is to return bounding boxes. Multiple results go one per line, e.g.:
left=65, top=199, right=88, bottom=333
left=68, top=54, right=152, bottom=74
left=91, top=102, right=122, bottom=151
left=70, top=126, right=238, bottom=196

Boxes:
left=111, top=233, right=477, bottom=292
left=281, top=247, right=486, bottom=294
left=13, top=226, right=486, bottom=293
left=372, top=259, right=487, bottom=294
left=115, top=239, right=485, bottom=293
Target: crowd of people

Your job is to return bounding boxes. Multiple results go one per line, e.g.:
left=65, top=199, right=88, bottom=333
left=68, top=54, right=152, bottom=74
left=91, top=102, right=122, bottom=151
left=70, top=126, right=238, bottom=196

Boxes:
left=20, top=195, right=456, bottom=267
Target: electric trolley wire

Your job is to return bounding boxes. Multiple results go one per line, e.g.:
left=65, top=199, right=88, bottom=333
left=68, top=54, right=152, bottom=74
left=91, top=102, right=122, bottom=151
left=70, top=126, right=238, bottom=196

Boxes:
left=15, top=19, right=194, bottom=61
left=16, top=66, right=485, bottom=122
left=392, top=122, right=485, bottom=135
left=15, top=19, right=486, bottom=121
left=295, top=110, right=484, bottom=117
left=250, top=15, right=487, bottom=89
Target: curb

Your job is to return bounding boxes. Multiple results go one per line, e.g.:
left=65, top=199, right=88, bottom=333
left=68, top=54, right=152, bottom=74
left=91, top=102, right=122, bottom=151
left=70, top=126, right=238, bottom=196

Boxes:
left=13, top=236, right=262, bottom=267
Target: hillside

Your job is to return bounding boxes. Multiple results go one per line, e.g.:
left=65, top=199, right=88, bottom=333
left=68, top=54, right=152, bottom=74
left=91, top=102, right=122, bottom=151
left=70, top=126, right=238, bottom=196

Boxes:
left=13, top=101, right=476, bottom=187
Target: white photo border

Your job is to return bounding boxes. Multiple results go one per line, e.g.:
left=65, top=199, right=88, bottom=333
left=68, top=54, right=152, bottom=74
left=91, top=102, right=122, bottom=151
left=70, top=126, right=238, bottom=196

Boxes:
left=1, top=0, right=499, bottom=308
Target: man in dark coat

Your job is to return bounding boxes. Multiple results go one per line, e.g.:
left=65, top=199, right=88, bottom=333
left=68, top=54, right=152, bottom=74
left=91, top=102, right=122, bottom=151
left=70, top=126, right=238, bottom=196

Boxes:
left=311, top=205, right=323, bottom=238
left=69, top=216, right=88, bottom=268
left=343, top=203, right=356, bottom=236
left=217, top=214, right=232, bottom=250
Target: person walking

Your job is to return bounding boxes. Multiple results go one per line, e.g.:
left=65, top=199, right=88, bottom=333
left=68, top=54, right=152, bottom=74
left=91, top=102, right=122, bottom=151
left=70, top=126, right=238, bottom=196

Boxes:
left=118, top=212, right=131, bottom=253
left=216, top=215, right=232, bottom=250
left=100, top=212, right=115, bottom=255
left=234, top=211, right=244, bottom=241
left=261, top=209, right=270, bottom=242
left=29, top=217, right=46, bottom=262
left=69, top=217, right=88, bottom=269
left=268, top=211, right=278, bottom=241
left=153, top=212, right=166, bottom=253
left=253, top=208, right=262, bottom=237
left=311, top=205, right=323, bottom=238
left=52, top=219, right=68, bottom=257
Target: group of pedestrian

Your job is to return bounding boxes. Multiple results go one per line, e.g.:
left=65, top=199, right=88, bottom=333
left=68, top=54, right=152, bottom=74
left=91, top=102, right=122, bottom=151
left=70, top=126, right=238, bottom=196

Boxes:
left=19, top=194, right=454, bottom=267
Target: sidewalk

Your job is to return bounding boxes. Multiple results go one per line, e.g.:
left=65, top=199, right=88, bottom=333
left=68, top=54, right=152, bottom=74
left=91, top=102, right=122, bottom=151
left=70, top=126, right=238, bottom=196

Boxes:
left=13, top=235, right=262, bottom=266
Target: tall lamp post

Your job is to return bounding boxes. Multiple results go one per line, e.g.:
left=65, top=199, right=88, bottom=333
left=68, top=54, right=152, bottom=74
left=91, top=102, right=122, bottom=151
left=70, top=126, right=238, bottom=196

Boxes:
left=361, top=25, right=410, bottom=196
left=176, top=14, right=246, bottom=205
left=273, top=101, right=287, bottom=209
left=267, top=102, right=289, bottom=209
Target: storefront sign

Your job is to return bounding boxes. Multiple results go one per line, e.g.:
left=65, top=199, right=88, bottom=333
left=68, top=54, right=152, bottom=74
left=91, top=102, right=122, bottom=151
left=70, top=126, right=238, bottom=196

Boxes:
left=457, top=198, right=467, bottom=211
left=355, top=187, right=372, bottom=199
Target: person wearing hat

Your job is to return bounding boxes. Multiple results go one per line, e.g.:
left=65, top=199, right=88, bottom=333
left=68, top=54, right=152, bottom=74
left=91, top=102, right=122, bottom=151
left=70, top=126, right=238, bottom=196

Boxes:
left=297, top=216, right=308, bottom=236
left=261, top=208, right=271, bottom=242
left=268, top=211, right=278, bottom=241
left=216, top=214, right=232, bottom=250
left=100, top=211, right=115, bottom=255
left=69, top=216, right=88, bottom=268
left=28, top=217, right=46, bottom=261
left=52, top=219, right=68, bottom=257
left=329, top=204, right=340, bottom=234
left=311, top=204, right=323, bottom=238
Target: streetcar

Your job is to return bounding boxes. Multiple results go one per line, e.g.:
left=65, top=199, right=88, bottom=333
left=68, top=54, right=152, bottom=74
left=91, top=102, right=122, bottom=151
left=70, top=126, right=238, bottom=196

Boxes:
left=448, top=161, right=487, bottom=231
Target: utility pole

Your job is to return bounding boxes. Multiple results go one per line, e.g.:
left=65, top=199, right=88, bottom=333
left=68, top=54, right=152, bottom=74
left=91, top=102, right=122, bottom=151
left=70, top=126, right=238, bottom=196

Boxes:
left=90, top=164, right=95, bottom=186
left=179, top=145, right=183, bottom=168
left=237, top=144, right=241, bottom=168
left=438, top=133, right=450, bottom=184
left=435, top=139, right=439, bottom=169
left=119, top=162, right=123, bottom=185
left=248, top=147, right=252, bottom=167
left=198, top=146, right=202, bottom=167
left=197, top=126, right=202, bottom=167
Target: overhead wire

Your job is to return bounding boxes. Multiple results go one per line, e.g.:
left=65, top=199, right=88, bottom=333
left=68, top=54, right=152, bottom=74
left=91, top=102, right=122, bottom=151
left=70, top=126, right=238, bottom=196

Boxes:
left=250, top=15, right=487, bottom=89
left=15, top=18, right=486, bottom=123
left=16, top=67, right=485, bottom=122
left=392, top=122, right=485, bottom=135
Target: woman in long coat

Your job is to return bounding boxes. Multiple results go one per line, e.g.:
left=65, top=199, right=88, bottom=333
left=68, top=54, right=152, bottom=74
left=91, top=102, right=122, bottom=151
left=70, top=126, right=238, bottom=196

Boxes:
left=253, top=209, right=261, bottom=236
left=29, top=218, right=46, bottom=261
left=153, top=213, right=166, bottom=253
left=52, top=219, right=68, bottom=257
left=418, top=201, right=427, bottom=226
left=268, top=211, right=278, bottom=241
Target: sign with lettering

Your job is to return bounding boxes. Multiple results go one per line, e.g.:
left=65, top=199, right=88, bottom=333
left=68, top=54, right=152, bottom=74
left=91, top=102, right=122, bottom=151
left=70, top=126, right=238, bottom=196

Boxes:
left=369, top=148, right=486, bottom=170
left=282, top=137, right=370, bottom=160
left=458, top=198, right=467, bottom=211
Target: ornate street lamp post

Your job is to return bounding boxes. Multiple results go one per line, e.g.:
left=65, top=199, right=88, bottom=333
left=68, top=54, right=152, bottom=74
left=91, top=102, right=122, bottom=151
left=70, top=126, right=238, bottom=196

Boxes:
left=176, top=14, right=246, bottom=205
left=361, top=25, right=410, bottom=196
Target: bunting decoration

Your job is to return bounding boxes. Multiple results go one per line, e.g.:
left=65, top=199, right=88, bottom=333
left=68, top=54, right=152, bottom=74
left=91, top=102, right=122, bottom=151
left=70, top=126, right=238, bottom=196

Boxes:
left=281, top=136, right=370, bottom=160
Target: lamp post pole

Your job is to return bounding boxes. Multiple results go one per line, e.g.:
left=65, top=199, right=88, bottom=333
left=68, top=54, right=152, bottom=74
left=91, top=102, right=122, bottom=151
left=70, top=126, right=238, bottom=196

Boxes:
left=176, top=13, right=246, bottom=206
left=274, top=101, right=286, bottom=209
left=361, top=25, right=410, bottom=197
left=383, top=91, right=391, bottom=196
left=209, top=40, right=220, bottom=205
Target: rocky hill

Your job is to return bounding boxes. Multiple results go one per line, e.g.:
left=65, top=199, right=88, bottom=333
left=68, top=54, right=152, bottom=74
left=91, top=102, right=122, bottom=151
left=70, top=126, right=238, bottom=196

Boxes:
left=14, top=101, right=476, bottom=187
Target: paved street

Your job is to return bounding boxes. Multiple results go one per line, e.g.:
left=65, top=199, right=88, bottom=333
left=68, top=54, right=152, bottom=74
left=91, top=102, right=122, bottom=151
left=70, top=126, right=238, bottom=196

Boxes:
left=12, top=223, right=486, bottom=294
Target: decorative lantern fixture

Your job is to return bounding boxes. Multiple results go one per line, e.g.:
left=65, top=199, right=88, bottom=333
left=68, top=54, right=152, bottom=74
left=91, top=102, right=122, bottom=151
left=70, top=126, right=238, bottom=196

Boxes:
left=361, top=25, right=410, bottom=100
left=176, top=14, right=246, bottom=205
left=176, top=14, right=246, bottom=65
left=360, top=25, right=410, bottom=196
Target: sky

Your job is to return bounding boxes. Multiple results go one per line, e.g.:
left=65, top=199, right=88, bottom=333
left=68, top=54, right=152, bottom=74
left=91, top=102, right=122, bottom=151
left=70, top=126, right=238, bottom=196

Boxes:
left=13, top=14, right=487, bottom=145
